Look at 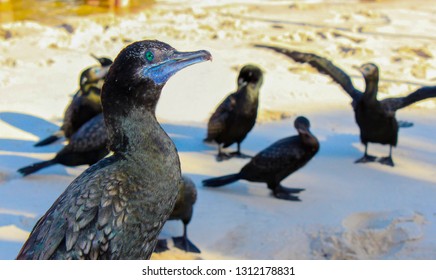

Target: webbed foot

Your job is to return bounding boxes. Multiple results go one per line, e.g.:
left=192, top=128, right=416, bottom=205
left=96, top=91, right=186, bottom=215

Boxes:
left=173, top=237, right=201, bottom=253
left=355, top=154, right=377, bottom=164
left=216, top=152, right=232, bottom=162
left=276, top=185, right=305, bottom=194
left=229, top=151, right=252, bottom=159
left=154, top=239, right=169, bottom=253
left=378, top=156, right=395, bottom=167
left=272, top=186, right=302, bottom=201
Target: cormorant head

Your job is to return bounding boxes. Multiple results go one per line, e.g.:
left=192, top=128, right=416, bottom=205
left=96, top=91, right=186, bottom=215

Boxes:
left=107, top=40, right=212, bottom=87
left=102, top=40, right=211, bottom=112
left=237, top=64, right=263, bottom=88
left=294, top=116, right=319, bottom=150
left=79, top=66, right=110, bottom=89
left=91, top=54, right=113, bottom=67
left=355, top=63, right=379, bottom=80
left=102, top=41, right=212, bottom=152
left=294, top=116, right=311, bottom=133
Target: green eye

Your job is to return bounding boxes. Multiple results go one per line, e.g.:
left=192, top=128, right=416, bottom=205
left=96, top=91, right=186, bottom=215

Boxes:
left=145, top=51, right=154, bottom=62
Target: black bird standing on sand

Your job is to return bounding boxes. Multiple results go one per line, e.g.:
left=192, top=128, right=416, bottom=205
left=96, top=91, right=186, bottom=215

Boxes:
left=204, top=65, right=263, bottom=161
left=18, top=113, right=108, bottom=176
left=155, top=176, right=200, bottom=254
left=203, top=116, right=319, bottom=201
left=255, top=45, right=436, bottom=166
left=34, top=55, right=112, bottom=147
left=17, top=40, right=211, bottom=259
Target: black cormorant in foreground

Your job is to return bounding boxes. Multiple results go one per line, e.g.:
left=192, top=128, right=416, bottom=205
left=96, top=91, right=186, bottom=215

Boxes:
left=18, top=113, right=108, bottom=176
left=155, top=175, right=200, bottom=253
left=34, top=55, right=112, bottom=147
left=255, top=45, right=436, bottom=166
left=16, top=40, right=211, bottom=259
left=204, top=65, right=263, bottom=161
left=203, top=116, right=319, bottom=201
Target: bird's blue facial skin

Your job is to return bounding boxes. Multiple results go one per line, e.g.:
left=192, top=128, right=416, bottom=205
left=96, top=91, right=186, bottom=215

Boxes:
left=142, top=50, right=212, bottom=85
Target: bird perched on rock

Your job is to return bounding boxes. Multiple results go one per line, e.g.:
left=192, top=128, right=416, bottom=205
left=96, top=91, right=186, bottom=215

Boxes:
left=204, top=64, right=263, bottom=161
left=18, top=113, right=108, bottom=176
left=255, top=45, right=436, bottom=166
left=16, top=40, right=211, bottom=259
left=34, top=55, right=112, bottom=147
left=203, top=116, right=319, bottom=201
left=155, top=175, right=200, bottom=254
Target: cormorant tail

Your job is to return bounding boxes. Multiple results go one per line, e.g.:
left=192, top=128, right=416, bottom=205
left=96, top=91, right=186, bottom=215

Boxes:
left=18, top=159, right=57, bottom=176
left=34, top=130, right=64, bottom=147
left=202, top=173, right=240, bottom=187
left=398, top=120, right=414, bottom=128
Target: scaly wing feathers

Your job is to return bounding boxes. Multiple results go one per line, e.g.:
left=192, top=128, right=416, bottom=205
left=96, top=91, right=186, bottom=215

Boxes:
left=17, top=158, right=124, bottom=259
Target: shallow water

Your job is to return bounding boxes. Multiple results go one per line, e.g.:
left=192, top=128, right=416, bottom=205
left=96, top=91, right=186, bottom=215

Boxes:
left=0, top=0, right=154, bottom=24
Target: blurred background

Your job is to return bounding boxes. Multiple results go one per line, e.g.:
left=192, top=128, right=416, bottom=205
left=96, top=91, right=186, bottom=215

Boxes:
left=0, top=0, right=154, bottom=23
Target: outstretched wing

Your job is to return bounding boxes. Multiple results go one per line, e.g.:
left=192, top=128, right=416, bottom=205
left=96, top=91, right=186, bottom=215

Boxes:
left=255, top=45, right=363, bottom=106
left=381, top=86, right=436, bottom=114
left=205, top=93, right=237, bottom=141
left=17, top=157, right=126, bottom=260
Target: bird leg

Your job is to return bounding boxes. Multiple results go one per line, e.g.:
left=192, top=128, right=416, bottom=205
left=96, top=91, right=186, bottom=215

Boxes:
left=216, top=145, right=232, bottom=161
left=377, top=146, right=395, bottom=167
left=355, top=144, right=377, bottom=164
left=268, top=183, right=302, bottom=201
left=172, top=223, right=201, bottom=253
left=229, top=143, right=252, bottom=159
left=153, top=239, right=169, bottom=253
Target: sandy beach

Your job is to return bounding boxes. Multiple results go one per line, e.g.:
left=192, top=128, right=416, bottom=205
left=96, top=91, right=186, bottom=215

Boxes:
left=0, top=0, right=435, bottom=259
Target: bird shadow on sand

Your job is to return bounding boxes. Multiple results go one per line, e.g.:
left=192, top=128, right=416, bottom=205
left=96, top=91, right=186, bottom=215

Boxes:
left=0, top=112, right=60, bottom=138
left=162, top=122, right=216, bottom=153
left=0, top=211, right=37, bottom=260
left=0, top=112, right=63, bottom=153
left=0, top=154, right=71, bottom=181
left=318, top=133, right=362, bottom=159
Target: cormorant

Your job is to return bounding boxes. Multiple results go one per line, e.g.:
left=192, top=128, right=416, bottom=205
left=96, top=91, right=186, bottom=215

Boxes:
left=204, top=65, right=263, bottom=161
left=203, top=116, right=319, bottom=201
left=155, top=175, right=200, bottom=253
left=255, top=45, right=436, bottom=166
left=16, top=40, right=211, bottom=259
left=18, top=113, right=108, bottom=176
left=34, top=55, right=112, bottom=147
left=79, top=54, right=112, bottom=93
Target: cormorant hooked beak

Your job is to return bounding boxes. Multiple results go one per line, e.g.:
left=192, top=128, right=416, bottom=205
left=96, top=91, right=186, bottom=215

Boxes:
left=352, top=65, right=362, bottom=73
left=296, top=126, right=310, bottom=135
left=145, top=50, right=212, bottom=85
left=91, top=53, right=113, bottom=67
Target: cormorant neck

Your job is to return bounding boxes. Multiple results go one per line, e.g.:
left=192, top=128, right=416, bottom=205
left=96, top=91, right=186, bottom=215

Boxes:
left=299, top=129, right=319, bottom=152
left=102, top=79, right=168, bottom=155
left=240, top=83, right=260, bottom=102
left=363, top=75, right=379, bottom=100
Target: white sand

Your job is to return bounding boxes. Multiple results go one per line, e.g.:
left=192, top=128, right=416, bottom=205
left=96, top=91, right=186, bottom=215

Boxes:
left=0, top=0, right=435, bottom=259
